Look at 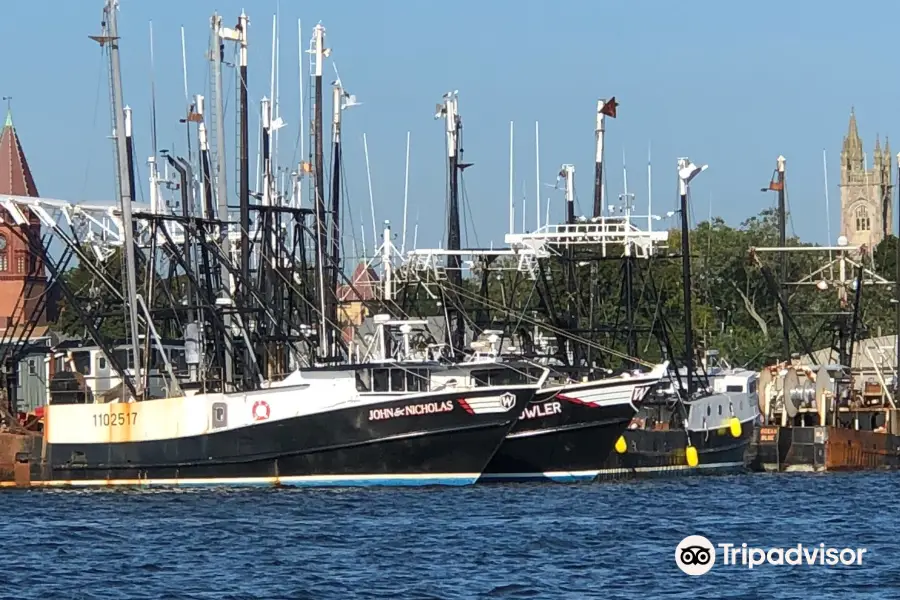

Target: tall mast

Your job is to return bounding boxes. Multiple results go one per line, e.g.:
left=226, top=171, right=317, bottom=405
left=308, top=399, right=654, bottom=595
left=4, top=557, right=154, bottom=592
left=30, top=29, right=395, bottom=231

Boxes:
left=762, top=155, right=791, bottom=361
left=310, top=24, right=330, bottom=358
left=95, top=0, right=143, bottom=399
left=677, top=158, right=707, bottom=398
left=237, top=12, right=250, bottom=293
left=233, top=12, right=251, bottom=385
left=592, top=97, right=617, bottom=217
left=210, top=13, right=235, bottom=389
left=561, top=163, right=577, bottom=365
left=436, top=92, right=465, bottom=353
left=329, top=81, right=344, bottom=334
left=776, top=155, right=790, bottom=360
left=196, top=94, right=214, bottom=219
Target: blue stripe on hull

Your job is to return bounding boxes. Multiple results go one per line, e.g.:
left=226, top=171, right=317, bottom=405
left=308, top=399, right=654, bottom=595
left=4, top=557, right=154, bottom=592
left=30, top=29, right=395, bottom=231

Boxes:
left=3, top=473, right=481, bottom=489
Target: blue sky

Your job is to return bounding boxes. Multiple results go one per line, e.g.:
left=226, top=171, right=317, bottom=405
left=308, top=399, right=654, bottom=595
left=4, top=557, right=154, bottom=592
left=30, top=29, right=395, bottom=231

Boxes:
left=2, top=0, right=896, bottom=257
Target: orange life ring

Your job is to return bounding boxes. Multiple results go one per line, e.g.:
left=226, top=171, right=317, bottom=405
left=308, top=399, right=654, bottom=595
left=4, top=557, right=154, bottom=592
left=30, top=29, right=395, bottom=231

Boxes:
left=252, top=400, right=271, bottom=422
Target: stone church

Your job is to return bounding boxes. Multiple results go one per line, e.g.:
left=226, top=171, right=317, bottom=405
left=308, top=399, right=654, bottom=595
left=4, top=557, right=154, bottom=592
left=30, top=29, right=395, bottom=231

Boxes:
left=840, top=109, right=893, bottom=248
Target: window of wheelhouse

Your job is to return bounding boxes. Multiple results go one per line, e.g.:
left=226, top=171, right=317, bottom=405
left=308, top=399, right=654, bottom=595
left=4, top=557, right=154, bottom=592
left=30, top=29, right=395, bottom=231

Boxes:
left=471, top=369, right=495, bottom=387
left=372, top=368, right=389, bottom=392
left=355, top=369, right=371, bottom=392
left=363, top=367, right=431, bottom=393
left=406, top=368, right=430, bottom=392
left=471, top=367, right=535, bottom=387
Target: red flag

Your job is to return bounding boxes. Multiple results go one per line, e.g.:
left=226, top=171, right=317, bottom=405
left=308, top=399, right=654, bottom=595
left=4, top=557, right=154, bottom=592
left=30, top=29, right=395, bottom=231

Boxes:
left=600, top=96, right=618, bottom=118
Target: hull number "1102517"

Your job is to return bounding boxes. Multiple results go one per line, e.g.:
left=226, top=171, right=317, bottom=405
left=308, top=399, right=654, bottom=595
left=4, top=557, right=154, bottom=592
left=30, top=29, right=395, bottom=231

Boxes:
left=93, top=413, right=138, bottom=427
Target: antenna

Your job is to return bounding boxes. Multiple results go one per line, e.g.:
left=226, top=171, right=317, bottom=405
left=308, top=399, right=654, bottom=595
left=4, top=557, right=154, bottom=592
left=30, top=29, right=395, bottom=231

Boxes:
left=509, top=121, right=514, bottom=234
left=274, top=5, right=281, bottom=178
left=823, top=148, right=832, bottom=242
left=298, top=19, right=304, bottom=190
left=364, top=133, right=377, bottom=254
left=535, top=121, right=540, bottom=231
left=521, top=178, right=526, bottom=233
left=180, top=26, right=189, bottom=108
left=149, top=22, right=159, bottom=158
left=263, top=13, right=275, bottom=196
left=647, top=141, right=652, bottom=235
left=402, top=131, right=410, bottom=254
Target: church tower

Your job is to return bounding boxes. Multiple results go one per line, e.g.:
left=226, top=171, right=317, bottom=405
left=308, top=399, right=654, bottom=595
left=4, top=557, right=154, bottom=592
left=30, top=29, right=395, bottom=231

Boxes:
left=0, top=109, right=51, bottom=328
left=840, top=108, right=893, bottom=248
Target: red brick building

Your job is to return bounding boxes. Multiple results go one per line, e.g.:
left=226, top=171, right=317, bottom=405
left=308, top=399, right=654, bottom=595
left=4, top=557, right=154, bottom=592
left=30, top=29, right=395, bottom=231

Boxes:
left=0, top=110, right=51, bottom=328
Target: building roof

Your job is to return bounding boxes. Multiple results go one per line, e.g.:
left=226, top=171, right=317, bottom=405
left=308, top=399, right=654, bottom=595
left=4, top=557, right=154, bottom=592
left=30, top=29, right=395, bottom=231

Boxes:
left=0, top=110, right=39, bottom=197
left=811, top=334, right=897, bottom=373
left=337, top=262, right=379, bottom=302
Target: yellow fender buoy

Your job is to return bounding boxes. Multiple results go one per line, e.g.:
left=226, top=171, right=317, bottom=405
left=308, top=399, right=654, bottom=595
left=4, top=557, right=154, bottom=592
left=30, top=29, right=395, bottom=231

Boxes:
left=686, top=445, right=699, bottom=467
left=729, top=416, right=742, bottom=439
left=615, top=435, right=627, bottom=454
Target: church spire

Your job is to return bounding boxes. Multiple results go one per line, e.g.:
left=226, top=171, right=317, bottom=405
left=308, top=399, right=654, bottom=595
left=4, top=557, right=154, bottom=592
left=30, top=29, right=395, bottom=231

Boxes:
left=844, top=106, right=862, bottom=154
left=0, top=109, right=40, bottom=197
left=842, top=107, right=864, bottom=172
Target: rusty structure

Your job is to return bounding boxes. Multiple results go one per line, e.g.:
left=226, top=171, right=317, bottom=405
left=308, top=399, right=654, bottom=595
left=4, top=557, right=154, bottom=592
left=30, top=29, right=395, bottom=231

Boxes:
left=749, top=155, right=900, bottom=472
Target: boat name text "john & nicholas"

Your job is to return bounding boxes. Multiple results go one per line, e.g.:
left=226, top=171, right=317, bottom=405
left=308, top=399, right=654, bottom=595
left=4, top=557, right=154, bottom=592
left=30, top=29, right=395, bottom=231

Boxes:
left=369, top=401, right=454, bottom=421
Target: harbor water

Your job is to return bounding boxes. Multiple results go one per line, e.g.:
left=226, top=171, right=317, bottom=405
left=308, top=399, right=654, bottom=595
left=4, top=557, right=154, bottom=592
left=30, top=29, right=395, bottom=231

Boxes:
left=0, top=472, right=895, bottom=599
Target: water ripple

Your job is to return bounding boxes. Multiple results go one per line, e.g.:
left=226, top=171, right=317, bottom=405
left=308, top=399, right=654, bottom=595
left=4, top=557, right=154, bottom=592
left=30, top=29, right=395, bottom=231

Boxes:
left=0, top=472, right=894, bottom=599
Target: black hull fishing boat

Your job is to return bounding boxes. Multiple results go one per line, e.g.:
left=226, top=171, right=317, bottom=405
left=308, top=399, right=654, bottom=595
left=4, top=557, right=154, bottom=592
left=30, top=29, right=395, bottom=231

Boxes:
left=595, top=369, right=760, bottom=481
left=479, top=364, right=667, bottom=482
left=595, top=420, right=756, bottom=480
left=6, top=370, right=544, bottom=488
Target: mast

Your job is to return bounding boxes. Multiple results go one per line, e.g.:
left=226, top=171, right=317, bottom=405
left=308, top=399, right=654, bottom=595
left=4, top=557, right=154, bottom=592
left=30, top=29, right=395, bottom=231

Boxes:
left=210, top=13, right=235, bottom=389
left=328, top=82, right=343, bottom=335
left=561, top=164, right=578, bottom=366
left=238, top=12, right=250, bottom=274
left=776, top=155, right=790, bottom=360
left=196, top=94, right=214, bottom=218
left=235, top=12, right=251, bottom=384
left=311, top=24, right=330, bottom=357
left=592, top=97, right=617, bottom=217
left=677, top=158, right=707, bottom=398
left=124, top=106, right=137, bottom=204
left=96, top=0, right=143, bottom=399
left=436, top=92, right=465, bottom=353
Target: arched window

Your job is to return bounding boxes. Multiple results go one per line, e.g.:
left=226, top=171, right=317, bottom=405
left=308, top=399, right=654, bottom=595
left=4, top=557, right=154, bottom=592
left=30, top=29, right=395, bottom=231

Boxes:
left=856, top=205, right=871, bottom=231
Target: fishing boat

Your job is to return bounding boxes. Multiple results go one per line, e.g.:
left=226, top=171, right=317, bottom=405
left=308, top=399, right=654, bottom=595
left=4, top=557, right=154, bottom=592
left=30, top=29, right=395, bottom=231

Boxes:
left=1, top=360, right=546, bottom=488
left=450, top=356, right=669, bottom=482
left=596, top=362, right=759, bottom=479
left=594, top=158, right=760, bottom=481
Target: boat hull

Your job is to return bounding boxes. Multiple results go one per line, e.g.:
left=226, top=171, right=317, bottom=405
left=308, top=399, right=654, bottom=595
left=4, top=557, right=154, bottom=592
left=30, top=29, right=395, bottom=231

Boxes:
left=479, top=376, right=662, bottom=483
left=749, top=425, right=900, bottom=472
left=3, top=387, right=536, bottom=488
left=594, top=418, right=756, bottom=481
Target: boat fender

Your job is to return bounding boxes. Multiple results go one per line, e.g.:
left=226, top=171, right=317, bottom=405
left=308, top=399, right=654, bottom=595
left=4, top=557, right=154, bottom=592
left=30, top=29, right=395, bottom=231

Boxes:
left=252, top=400, right=271, bottom=422
left=729, top=416, right=742, bottom=438
left=686, top=445, right=699, bottom=467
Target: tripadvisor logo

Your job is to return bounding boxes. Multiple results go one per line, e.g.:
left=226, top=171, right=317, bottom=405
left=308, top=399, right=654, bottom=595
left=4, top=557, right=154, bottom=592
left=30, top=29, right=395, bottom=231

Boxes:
left=675, top=535, right=715, bottom=576
left=675, top=535, right=868, bottom=575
